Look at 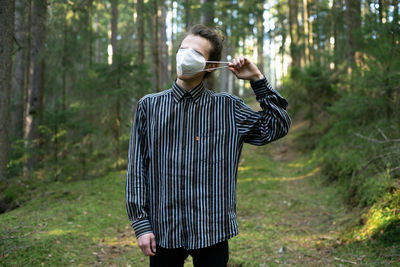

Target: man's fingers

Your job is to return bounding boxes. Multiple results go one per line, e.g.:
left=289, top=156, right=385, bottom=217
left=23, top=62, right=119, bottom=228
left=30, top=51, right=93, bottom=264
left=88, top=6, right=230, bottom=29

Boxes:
left=239, top=56, right=245, bottom=67
left=141, top=242, right=155, bottom=256
left=138, top=233, right=156, bottom=256
left=150, top=234, right=157, bottom=254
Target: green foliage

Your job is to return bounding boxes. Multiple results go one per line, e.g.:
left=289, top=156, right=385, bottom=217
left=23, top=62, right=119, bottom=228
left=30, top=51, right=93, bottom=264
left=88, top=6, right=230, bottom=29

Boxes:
left=282, top=62, right=338, bottom=134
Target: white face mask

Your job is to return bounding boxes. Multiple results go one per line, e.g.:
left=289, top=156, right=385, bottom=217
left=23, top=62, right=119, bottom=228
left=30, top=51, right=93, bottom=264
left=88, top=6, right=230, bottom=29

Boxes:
left=176, top=47, right=230, bottom=76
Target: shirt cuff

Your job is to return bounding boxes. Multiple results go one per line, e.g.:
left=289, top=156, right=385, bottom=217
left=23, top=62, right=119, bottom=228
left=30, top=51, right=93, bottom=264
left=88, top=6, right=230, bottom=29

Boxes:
left=131, top=218, right=153, bottom=239
left=250, top=76, right=288, bottom=109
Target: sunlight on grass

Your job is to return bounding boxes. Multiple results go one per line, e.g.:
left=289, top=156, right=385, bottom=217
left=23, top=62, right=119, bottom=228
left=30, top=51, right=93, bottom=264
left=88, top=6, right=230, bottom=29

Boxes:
left=44, top=229, right=76, bottom=236
left=345, top=190, right=400, bottom=242
left=103, top=237, right=137, bottom=247
left=238, top=167, right=320, bottom=183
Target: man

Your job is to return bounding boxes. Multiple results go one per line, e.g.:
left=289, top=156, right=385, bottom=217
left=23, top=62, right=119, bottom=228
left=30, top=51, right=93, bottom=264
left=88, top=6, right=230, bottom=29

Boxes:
left=126, top=24, right=291, bottom=267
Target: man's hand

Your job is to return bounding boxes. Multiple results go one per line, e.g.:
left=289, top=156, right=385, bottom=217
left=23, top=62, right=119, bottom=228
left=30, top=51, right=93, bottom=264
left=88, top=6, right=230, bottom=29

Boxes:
left=137, top=232, right=157, bottom=256
left=228, top=56, right=264, bottom=81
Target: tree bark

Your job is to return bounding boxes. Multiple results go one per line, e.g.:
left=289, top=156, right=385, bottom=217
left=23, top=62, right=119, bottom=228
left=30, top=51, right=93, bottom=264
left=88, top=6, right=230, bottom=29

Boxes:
left=289, top=0, right=300, bottom=68
left=137, top=0, right=145, bottom=65
left=184, top=0, right=191, bottom=30
left=170, top=0, right=176, bottom=79
left=159, top=0, right=169, bottom=88
left=11, top=0, right=26, bottom=140
left=200, top=0, right=215, bottom=90
left=302, top=0, right=310, bottom=65
left=0, top=0, right=15, bottom=180
left=345, top=0, right=361, bottom=74
left=256, top=1, right=265, bottom=73
left=150, top=0, right=160, bottom=92
left=23, top=0, right=47, bottom=178
left=111, top=0, right=121, bottom=164
left=393, top=0, right=399, bottom=25
left=95, top=7, right=101, bottom=63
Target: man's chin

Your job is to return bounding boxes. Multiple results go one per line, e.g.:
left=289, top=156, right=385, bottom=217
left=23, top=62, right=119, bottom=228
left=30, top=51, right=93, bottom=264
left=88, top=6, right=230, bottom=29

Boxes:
left=177, top=72, right=204, bottom=80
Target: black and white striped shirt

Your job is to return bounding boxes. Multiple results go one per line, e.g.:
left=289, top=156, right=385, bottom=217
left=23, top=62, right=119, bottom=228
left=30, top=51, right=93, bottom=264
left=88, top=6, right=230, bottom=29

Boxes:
left=126, top=77, right=290, bottom=249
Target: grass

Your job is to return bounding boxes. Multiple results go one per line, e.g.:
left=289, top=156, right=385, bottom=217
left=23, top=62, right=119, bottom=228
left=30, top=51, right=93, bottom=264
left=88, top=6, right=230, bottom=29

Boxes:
left=1, top=121, right=399, bottom=266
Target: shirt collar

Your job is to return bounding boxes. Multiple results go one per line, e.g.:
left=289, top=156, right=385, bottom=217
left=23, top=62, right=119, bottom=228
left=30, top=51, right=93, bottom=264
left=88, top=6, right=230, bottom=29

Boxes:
left=172, top=79, right=205, bottom=103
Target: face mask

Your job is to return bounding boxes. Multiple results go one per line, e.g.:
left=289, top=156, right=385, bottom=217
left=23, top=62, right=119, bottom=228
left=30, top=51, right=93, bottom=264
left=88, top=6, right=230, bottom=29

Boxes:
left=176, top=47, right=231, bottom=76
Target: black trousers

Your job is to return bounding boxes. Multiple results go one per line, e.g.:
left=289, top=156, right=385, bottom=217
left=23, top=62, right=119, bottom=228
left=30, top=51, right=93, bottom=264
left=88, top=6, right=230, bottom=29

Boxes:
left=149, top=240, right=229, bottom=267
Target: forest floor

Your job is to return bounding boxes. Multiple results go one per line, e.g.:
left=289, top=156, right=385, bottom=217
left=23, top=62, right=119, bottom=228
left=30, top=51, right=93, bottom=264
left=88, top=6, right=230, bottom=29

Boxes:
left=1, top=119, right=399, bottom=266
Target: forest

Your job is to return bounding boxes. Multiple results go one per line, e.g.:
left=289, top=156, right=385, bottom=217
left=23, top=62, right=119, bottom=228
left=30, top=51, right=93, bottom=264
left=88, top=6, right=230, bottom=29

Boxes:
left=0, top=0, right=399, bottom=266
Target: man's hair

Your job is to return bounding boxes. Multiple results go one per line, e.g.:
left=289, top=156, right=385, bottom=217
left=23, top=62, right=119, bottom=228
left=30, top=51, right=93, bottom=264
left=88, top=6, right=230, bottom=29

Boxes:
left=180, top=24, right=225, bottom=79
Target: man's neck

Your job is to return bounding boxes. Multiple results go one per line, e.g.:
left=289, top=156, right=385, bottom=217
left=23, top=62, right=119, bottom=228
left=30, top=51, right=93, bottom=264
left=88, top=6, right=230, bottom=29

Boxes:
left=176, top=77, right=203, bottom=91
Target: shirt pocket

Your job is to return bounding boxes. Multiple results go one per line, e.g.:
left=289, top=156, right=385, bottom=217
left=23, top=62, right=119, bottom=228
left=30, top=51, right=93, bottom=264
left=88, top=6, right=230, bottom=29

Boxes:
left=197, top=128, right=226, bottom=166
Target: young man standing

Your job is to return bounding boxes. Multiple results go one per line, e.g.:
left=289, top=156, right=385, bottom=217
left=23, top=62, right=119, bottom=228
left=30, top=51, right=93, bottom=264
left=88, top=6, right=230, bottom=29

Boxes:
left=126, top=24, right=291, bottom=267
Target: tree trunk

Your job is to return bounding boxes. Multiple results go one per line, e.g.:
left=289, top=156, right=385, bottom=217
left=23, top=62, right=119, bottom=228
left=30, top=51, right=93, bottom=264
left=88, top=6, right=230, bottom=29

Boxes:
left=95, top=8, right=101, bottom=63
left=88, top=0, right=93, bottom=67
left=150, top=0, right=160, bottom=92
left=185, top=0, right=191, bottom=30
left=200, top=0, right=215, bottom=90
left=200, top=0, right=214, bottom=27
left=302, top=0, right=310, bottom=66
left=170, top=0, right=176, bottom=79
left=159, top=0, right=169, bottom=88
left=111, top=0, right=121, bottom=164
left=307, top=0, right=313, bottom=62
left=11, top=0, right=26, bottom=140
left=24, top=0, right=47, bottom=178
left=0, top=0, right=15, bottom=180
left=289, top=0, right=300, bottom=68
left=256, top=2, right=265, bottom=73
left=393, top=0, right=399, bottom=25
left=331, top=0, right=337, bottom=71
left=345, top=0, right=361, bottom=74
left=137, top=0, right=145, bottom=65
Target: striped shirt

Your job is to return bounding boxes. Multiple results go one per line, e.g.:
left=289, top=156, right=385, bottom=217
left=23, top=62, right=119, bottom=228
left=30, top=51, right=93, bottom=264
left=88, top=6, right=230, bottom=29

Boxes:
left=126, top=77, right=291, bottom=249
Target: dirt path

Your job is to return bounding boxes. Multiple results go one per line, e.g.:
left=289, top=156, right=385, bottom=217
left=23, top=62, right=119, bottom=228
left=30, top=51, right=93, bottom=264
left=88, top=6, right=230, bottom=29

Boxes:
left=96, top=120, right=387, bottom=266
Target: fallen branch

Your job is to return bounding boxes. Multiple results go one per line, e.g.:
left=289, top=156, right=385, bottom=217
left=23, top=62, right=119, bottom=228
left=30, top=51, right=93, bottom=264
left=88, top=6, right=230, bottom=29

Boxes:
left=376, top=127, right=389, bottom=141
left=354, top=133, right=400, bottom=143
left=334, top=256, right=358, bottom=265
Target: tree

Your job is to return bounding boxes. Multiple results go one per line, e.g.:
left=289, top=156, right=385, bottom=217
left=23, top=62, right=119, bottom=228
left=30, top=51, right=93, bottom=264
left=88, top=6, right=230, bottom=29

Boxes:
left=256, top=1, right=265, bottom=72
left=345, top=0, right=361, bottom=74
left=288, top=0, right=300, bottom=68
left=0, top=0, right=15, bottom=180
left=11, top=0, right=28, bottom=140
left=136, top=0, right=145, bottom=65
left=24, top=0, right=47, bottom=178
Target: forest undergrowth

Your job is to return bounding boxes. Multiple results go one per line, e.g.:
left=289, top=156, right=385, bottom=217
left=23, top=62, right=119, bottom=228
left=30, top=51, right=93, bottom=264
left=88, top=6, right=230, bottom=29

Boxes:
left=1, top=118, right=399, bottom=266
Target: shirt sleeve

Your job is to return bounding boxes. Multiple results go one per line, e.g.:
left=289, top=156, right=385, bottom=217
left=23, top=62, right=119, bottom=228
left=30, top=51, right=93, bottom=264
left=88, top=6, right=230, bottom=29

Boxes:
left=125, top=99, right=153, bottom=239
left=234, top=76, right=291, bottom=145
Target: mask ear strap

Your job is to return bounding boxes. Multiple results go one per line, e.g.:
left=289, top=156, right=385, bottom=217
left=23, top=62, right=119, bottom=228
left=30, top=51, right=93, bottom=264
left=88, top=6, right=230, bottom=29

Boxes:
left=203, top=65, right=230, bottom=71
left=205, top=61, right=232, bottom=64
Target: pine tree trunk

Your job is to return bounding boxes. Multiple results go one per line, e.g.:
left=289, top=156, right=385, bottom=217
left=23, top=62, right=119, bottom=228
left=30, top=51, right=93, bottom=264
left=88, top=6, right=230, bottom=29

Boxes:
left=170, top=0, right=176, bottom=79
left=345, top=0, right=361, bottom=74
left=88, top=0, right=93, bottom=67
left=95, top=9, right=101, bottom=63
left=307, top=0, right=313, bottom=62
left=393, top=0, right=399, bottom=25
left=11, top=0, right=26, bottom=140
left=289, top=0, right=300, bottom=68
left=200, top=0, right=215, bottom=90
left=256, top=2, right=265, bottom=73
left=150, top=0, right=160, bottom=92
left=137, top=0, right=145, bottom=65
left=302, top=0, right=310, bottom=66
left=0, top=0, right=15, bottom=180
left=185, top=0, right=191, bottom=30
left=111, top=0, right=121, bottom=164
left=24, top=0, right=47, bottom=178
left=159, top=0, right=169, bottom=88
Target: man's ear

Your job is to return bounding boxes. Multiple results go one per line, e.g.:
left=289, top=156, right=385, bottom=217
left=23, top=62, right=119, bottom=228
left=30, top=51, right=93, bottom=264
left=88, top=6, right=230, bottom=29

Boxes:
left=205, top=63, right=218, bottom=72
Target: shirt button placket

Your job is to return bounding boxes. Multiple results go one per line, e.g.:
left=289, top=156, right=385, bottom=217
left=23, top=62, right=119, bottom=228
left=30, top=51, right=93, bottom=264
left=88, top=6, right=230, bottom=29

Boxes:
left=181, top=95, right=190, bottom=245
